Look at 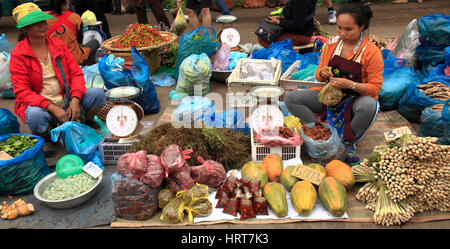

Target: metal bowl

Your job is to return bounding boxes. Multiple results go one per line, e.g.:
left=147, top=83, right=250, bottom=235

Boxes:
left=212, top=69, right=232, bottom=83
left=33, top=172, right=103, bottom=209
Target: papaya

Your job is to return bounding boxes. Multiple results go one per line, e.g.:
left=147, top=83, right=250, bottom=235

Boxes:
left=318, top=177, right=347, bottom=217
left=280, top=166, right=299, bottom=192
left=325, top=160, right=355, bottom=190
left=241, top=161, right=269, bottom=188
left=263, top=182, right=288, bottom=217
left=307, top=163, right=327, bottom=176
left=290, top=181, right=317, bottom=216
left=262, top=154, right=283, bottom=182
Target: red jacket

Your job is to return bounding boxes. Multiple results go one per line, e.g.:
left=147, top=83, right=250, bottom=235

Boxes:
left=9, top=36, right=86, bottom=123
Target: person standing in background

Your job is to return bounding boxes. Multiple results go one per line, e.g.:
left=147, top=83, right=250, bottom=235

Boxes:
left=324, top=0, right=337, bottom=24
left=182, top=0, right=212, bottom=30
left=128, top=0, right=171, bottom=28
left=214, top=0, right=231, bottom=16
left=71, top=0, right=112, bottom=39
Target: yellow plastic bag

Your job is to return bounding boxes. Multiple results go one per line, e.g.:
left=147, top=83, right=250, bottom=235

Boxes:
left=318, top=83, right=343, bottom=106
left=284, top=115, right=300, bottom=129
left=173, top=8, right=187, bottom=33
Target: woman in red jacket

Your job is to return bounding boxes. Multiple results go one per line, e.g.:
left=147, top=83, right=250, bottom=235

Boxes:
left=9, top=3, right=106, bottom=157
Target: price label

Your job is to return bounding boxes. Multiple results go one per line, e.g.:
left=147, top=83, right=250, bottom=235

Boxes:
left=291, top=164, right=325, bottom=186
left=384, top=126, right=412, bottom=141
left=83, top=162, right=103, bottom=179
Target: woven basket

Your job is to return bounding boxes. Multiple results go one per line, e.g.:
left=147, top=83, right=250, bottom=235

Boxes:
left=102, top=31, right=177, bottom=74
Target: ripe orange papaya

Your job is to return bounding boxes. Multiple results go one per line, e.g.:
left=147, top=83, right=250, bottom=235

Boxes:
left=290, top=181, right=317, bottom=216
left=263, top=182, right=288, bottom=217
left=241, top=161, right=269, bottom=188
left=280, top=166, right=299, bottom=192
left=325, top=160, right=355, bottom=190
left=262, top=153, right=283, bottom=182
left=318, top=177, right=347, bottom=217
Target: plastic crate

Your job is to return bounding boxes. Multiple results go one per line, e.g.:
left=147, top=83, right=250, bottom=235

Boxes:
left=99, top=121, right=154, bottom=165
left=250, top=127, right=301, bottom=162
left=279, top=60, right=325, bottom=100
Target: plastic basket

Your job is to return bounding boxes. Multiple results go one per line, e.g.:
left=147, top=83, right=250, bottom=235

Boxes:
left=250, top=127, right=301, bottom=162
left=98, top=121, right=154, bottom=165
left=98, top=138, right=133, bottom=165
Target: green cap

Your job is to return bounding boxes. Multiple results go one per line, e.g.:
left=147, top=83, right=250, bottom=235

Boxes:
left=16, top=11, right=54, bottom=29
left=12, top=2, right=54, bottom=29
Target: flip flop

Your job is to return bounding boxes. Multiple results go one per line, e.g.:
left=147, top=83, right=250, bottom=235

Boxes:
left=392, top=0, right=408, bottom=3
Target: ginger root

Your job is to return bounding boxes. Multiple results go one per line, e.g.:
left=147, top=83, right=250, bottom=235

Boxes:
left=0, top=199, right=34, bottom=220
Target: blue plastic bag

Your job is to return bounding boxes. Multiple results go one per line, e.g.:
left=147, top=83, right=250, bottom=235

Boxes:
left=98, top=54, right=131, bottom=89
left=175, top=27, right=220, bottom=80
left=0, top=34, right=14, bottom=53
left=379, top=66, right=417, bottom=110
left=0, top=134, right=51, bottom=195
left=299, top=122, right=343, bottom=162
left=382, top=49, right=406, bottom=76
left=0, top=108, right=20, bottom=135
left=251, top=39, right=303, bottom=74
left=419, top=100, right=450, bottom=145
left=202, top=108, right=250, bottom=135
left=417, top=13, right=450, bottom=46
left=50, top=122, right=104, bottom=169
left=398, top=81, right=448, bottom=122
left=172, top=96, right=214, bottom=125
left=82, top=63, right=105, bottom=88
left=422, top=64, right=450, bottom=85
left=150, top=72, right=176, bottom=87
left=227, top=52, right=248, bottom=71
left=99, top=48, right=160, bottom=114
left=445, top=46, right=450, bottom=66
left=415, top=41, right=446, bottom=67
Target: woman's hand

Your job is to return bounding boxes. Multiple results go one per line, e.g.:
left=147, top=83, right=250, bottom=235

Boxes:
left=319, top=67, right=332, bottom=81
left=48, top=104, right=69, bottom=123
left=66, top=98, right=81, bottom=121
left=266, top=16, right=280, bottom=25
left=330, top=77, right=354, bottom=89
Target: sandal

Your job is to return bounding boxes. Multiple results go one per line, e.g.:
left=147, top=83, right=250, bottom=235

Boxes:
left=392, top=0, right=408, bottom=3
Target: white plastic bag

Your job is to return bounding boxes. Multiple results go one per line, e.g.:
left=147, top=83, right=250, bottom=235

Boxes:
left=0, top=52, right=12, bottom=93
left=393, top=19, right=420, bottom=68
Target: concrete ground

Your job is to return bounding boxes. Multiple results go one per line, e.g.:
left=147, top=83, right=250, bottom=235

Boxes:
left=1, top=0, right=449, bottom=229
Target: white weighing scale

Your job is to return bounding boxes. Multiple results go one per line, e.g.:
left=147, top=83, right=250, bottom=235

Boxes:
left=82, top=21, right=107, bottom=47
left=104, top=86, right=145, bottom=138
left=249, top=85, right=285, bottom=133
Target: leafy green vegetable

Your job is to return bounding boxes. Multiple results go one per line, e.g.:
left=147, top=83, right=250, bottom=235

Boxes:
left=0, top=135, right=38, bottom=157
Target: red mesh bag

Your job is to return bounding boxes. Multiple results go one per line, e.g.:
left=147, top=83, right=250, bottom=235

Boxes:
left=166, top=168, right=194, bottom=193
left=216, top=191, right=229, bottom=208
left=215, top=185, right=224, bottom=199
left=253, top=189, right=268, bottom=215
left=160, top=144, right=193, bottom=176
left=240, top=176, right=251, bottom=189
left=140, top=155, right=165, bottom=187
left=223, top=198, right=240, bottom=216
left=248, top=178, right=261, bottom=196
left=190, top=157, right=226, bottom=189
left=117, top=150, right=148, bottom=180
left=223, top=175, right=239, bottom=195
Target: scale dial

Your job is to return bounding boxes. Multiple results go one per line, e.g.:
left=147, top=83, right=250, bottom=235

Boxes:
left=106, top=105, right=138, bottom=137
left=250, top=104, right=284, bottom=133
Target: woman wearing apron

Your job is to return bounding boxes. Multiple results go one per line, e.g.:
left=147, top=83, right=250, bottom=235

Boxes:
left=285, top=4, right=384, bottom=166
